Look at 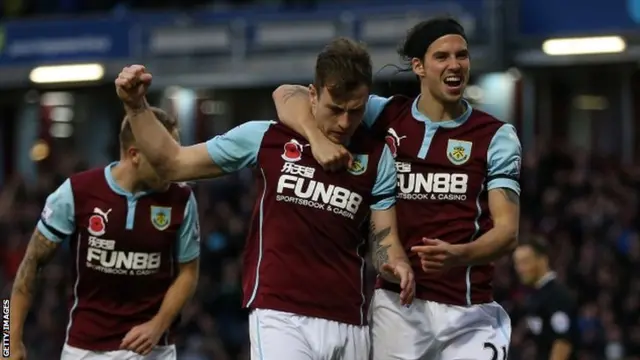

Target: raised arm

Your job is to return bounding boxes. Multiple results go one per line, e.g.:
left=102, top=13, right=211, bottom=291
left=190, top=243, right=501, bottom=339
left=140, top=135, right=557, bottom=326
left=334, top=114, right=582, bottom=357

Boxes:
left=457, top=123, right=521, bottom=264
left=10, top=180, right=75, bottom=358
left=115, top=65, right=267, bottom=182
left=368, top=145, right=414, bottom=305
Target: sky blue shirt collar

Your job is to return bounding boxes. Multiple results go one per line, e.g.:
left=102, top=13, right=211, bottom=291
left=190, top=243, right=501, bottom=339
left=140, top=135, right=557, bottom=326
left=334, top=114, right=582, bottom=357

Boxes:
left=411, top=96, right=473, bottom=128
left=104, top=161, right=152, bottom=198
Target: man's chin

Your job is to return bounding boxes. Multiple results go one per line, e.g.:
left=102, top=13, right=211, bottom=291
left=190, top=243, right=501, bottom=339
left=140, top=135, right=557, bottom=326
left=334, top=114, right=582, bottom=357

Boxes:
left=327, top=133, right=345, bottom=145
left=442, top=92, right=463, bottom=103
left=148, top=181, right=170, bottom=192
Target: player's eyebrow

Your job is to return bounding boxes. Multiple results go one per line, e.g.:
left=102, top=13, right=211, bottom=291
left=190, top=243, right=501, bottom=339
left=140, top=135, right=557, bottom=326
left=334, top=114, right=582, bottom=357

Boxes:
left=327, top=103, right=365, bottom=112
left=432, top=49, right=468, bottom=58
left=327, top=104, right=346, bottom=112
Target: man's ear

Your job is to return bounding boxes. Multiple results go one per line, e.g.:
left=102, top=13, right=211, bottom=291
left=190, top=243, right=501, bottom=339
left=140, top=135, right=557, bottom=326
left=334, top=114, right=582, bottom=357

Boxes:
left=127, top=147, right=140, bottom=165
left=411, top=57, right=425, bottom=78
left=309, top=84, right=318, bottom=111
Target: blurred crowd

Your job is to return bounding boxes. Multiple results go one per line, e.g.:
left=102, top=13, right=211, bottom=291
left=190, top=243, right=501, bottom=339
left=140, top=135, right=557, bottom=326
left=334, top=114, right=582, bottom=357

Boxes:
left=0, top=140, right=638, bottom=359
left=506, top=143, right=640, bottom=360
left=0, top=0, right=320, bottom=18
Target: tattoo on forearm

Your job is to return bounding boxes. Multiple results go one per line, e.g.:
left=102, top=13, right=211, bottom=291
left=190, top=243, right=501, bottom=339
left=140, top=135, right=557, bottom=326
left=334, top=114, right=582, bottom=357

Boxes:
left=12, top=230, right=59, bottom=298
left=369, top=220, right=391, bottom=271
left=282, top=86, right=309, bottom=103
left=498, top=188, right=520, bottom=206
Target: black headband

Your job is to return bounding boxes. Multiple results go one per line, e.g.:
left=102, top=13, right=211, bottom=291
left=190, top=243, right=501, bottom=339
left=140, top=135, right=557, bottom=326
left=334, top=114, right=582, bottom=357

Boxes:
left=402, top=18, right=467, bottom=59
left=422, top=19, right=467, bottom=50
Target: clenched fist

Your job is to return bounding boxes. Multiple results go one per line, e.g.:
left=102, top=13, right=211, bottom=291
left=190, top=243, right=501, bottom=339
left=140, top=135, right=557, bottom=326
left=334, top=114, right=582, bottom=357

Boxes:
left=115, top=65, right=152, bottom=109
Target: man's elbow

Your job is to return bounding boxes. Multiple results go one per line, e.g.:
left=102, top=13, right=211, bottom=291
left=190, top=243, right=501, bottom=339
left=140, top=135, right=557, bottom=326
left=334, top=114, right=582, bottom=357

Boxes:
left=271, top=85, right=291, bottom=105
left=493, top=217, right=518, bottom=249
left=154, top=144, right=192, bottom=182
left=272, top=85, right=287, bottom=101
left=153, top=158, right=179, bottom=182
left=500, top=223, right=519, bottom=251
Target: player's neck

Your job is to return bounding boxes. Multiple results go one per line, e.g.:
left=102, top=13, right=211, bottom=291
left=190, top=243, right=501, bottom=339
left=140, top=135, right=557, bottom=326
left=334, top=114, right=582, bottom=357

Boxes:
left=418, top=88, right=465, bottom=122
left=111, top=161, right=148, bottom=194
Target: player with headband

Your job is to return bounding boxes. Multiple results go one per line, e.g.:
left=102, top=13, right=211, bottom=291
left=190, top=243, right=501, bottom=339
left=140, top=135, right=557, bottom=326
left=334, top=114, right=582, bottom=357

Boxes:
left=272, top=17, right=521, bottom=359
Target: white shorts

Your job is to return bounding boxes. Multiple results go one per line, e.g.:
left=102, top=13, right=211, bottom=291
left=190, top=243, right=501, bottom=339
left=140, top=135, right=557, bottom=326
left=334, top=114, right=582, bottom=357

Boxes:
left=249, top=308, right=370, bottom=360
left=371, top=289, right=511, bottom=360
left=61, top=344, right=176, bottom=360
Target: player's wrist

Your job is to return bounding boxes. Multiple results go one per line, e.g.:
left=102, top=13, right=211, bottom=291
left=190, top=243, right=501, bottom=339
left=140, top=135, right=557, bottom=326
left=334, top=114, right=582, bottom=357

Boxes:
left=305, top=123, right=324, bottom=144
left=151, top=313, right=172, bottom=331
left=386, top=256, right=410, bottom=272
left=452, top=243, right=473, bottom=265
left=123, top=97, right=149, bottom=115
left=390, top=256, right=410, bottom=265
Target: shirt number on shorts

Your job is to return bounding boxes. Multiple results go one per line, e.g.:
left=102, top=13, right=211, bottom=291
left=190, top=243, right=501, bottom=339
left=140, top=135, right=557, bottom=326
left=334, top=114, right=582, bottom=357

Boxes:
left=483, top=342, right=507, bottom=360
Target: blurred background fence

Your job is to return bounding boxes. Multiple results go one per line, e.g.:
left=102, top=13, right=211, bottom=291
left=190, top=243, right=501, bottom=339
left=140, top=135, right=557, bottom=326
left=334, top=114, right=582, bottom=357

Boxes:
left=1, top=0, right=640, bottom=359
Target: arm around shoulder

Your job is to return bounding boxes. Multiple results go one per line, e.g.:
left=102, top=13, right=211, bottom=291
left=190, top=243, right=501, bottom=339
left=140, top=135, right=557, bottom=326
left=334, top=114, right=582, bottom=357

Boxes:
left=362, top=94, right=392, bottom=130
left=272, top=85, right=317, bottom=140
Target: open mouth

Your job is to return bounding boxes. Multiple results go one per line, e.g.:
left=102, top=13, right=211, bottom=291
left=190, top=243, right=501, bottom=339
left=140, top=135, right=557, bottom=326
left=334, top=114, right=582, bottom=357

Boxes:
left=443, top=76, right=463, bottom=88
left=329, top=131, right=345, bottom=141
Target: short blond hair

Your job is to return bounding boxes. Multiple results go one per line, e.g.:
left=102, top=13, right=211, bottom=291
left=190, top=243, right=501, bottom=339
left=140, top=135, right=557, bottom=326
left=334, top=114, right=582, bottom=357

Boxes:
left=120, top=107, right=179, bottom=149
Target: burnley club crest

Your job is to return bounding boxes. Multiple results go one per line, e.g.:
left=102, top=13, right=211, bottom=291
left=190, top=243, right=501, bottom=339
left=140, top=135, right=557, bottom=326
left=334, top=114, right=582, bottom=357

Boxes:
left=446, top=139, right=472, bottom=165
left=348, top=154, right=368, bottom=176
left=151, top=206, right=172, bottom=231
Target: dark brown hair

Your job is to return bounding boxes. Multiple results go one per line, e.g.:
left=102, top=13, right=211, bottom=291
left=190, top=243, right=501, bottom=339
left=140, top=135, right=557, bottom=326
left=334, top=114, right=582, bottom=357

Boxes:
left=314, top=37, right=372, bottom=100
left=120, top=107, right=179, bottom=150
left=519, top=236, right=550, bottom=257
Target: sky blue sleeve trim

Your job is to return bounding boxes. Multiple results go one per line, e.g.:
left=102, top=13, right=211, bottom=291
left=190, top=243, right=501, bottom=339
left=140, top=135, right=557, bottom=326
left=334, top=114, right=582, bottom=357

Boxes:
left=371, top=144, right=397, bottom=211
left=363, top=95, right=392, bottom=129
left=177, top=191, right=201, bottom=263
left=38, top=178, right=75, bottom=243
left=178, top=251, right=200, bottom=264
left=36, top=221, right=65, bottom=243
left=205, top=120, right=274, bottom=173
left=487, top=123, right=522, bottom=195
left=371, top=197, right=395, bottom=211
left=487, top=178, right=520, bottom=195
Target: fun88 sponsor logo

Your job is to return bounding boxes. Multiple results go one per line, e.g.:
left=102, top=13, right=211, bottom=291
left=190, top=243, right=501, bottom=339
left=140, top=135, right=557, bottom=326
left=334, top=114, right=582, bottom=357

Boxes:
left=86, top=236, right=161, bottom=276
left=398, top=172, right=468, bottom=201
left=276, top=174, right=363, bottom=220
